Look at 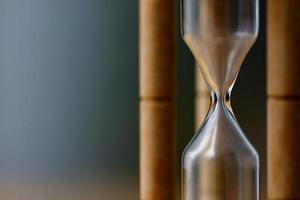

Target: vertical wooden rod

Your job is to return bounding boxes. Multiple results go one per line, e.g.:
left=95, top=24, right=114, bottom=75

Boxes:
left=195, top=65, right=210, bottom=129
left=267, top=0, right=300, bottom=199
left=139, top=0, right=176, bottom=199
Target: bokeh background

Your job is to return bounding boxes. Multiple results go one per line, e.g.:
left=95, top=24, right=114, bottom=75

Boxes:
left=0, top=0, right=265, bottom=199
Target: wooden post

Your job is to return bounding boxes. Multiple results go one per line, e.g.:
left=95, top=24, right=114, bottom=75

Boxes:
left=139, top=0, right=176, bottom=199
left=267, top=0, right=300, bottom=199
left=195, top=65, right=210, bottom=129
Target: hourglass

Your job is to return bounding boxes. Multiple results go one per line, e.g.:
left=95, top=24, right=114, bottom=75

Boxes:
left=181, top=0, right=259, bottom=199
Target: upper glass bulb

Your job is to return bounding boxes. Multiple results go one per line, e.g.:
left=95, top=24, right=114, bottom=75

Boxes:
left=182, top=0, right=258, bottom=96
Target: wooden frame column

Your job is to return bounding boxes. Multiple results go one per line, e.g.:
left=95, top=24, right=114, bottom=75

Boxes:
left=195, top=65, right=210, bottom=129
left=139, top=0, right=176, bottom=199
left=267, top=1, right=300, bottom=199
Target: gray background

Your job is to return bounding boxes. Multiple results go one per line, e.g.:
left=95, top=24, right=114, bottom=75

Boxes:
left=0, top=0, right=265, bottom=199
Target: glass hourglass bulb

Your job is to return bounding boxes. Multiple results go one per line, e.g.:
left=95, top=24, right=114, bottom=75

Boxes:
left=181, top=0, right=259, bottom=199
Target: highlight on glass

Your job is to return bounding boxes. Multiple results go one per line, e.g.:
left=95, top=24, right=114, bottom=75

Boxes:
left=181, top=0, right=259, bottom=199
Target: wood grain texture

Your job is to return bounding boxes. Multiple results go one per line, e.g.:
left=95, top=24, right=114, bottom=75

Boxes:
left=139, top=0, right=176, bottom=199
left=267, top=0, right=300, bottom=96
left=195, top=66, right=210, bottom=129
left=196, top=67, right=210, bottom=96
left=267, top=99, right=300, bottom=199
left=140, top=101, right=176, bottom=200
left=267, top=1, right=300, bottom=199
left=195, top=96, right=210, bottom=128
left=139, top=0, right=176, bottom=98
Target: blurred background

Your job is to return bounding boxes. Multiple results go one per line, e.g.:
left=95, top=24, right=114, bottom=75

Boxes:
left=0, top=0, right=265, bottom=199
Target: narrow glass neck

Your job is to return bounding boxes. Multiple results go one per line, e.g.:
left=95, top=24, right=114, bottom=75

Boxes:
left=210, top=90, right=233, bottom=112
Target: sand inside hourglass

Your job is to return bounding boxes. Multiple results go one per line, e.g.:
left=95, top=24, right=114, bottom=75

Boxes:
left=183, top=34, right=256, bottom=95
